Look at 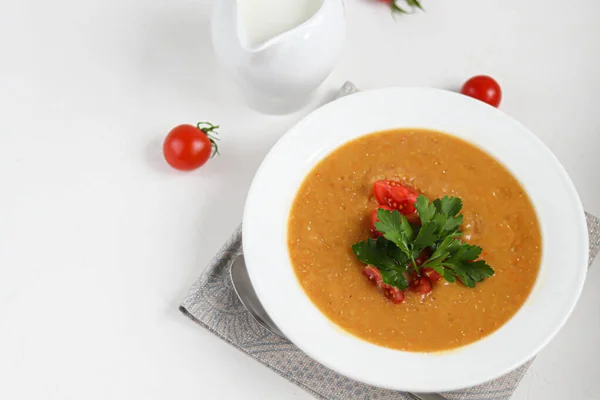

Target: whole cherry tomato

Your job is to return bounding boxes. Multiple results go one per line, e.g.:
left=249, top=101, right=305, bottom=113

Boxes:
left=460, top=75, right=502, bottom=107
left=163, top=122, right=219, bottom=171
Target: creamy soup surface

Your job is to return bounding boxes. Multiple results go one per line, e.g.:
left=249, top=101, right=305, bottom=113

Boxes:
left=288, top=129, right=541, bottom=352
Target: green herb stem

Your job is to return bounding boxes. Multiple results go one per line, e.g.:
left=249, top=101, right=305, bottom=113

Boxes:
left=353, top=195, right=494, bottom=290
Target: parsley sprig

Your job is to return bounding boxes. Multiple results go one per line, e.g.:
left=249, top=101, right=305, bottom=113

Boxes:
left=352, top=195, right=494, bottom=290
left=389, top=0, right=423, bottom=15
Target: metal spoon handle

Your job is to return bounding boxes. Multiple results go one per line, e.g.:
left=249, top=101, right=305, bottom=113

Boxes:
left=230, top=256, right=286, bottom=338
left=230, top=255, right=445, bottom=400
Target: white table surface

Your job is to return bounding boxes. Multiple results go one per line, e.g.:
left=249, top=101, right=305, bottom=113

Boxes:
left=1, top=0, right=599, bottom=399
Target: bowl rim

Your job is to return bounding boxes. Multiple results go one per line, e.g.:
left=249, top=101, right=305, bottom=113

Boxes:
left=242, top=87, right=588, bottom=392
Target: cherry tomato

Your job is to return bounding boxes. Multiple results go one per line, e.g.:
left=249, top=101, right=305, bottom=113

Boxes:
left=370, top=205, right=395, bottom=237
left=382, top=283, right=405, bottom=304
left=373, top=180, right=420, bottom=215
left=409, top=275, right=432, bottom=294
left=163, top=122, right=219, bottom=171
left=422, top=267, right=442, bottom=282
left=460, top=75, right=502, bottom=108
left=362, top=266, right=383, bottom=287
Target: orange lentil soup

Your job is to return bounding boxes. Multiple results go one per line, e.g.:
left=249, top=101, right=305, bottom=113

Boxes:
left=287, top=129, right=541, bottom=352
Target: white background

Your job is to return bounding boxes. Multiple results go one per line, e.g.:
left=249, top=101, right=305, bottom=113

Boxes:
left=1, top=0, right=599, bottom=399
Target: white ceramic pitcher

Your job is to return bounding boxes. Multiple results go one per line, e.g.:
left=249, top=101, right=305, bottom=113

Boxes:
left=211, top=0, right=346, bottom=114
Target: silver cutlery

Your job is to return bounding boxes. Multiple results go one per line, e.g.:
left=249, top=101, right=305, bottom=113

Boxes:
left=229, top=255, right=445, bottom=400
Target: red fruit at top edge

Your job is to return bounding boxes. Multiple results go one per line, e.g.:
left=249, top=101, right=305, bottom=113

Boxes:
left=460, top=75, right=502, bottom=108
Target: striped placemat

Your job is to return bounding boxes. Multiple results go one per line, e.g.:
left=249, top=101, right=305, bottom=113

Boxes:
left=180, top=82, right=600, bottom=400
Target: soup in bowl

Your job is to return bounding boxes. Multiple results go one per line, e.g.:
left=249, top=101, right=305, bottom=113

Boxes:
left=288, top=128, right=542, bottom=352
left=243, top=88, right=587, bottom=392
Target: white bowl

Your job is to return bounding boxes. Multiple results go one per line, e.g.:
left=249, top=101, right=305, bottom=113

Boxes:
left=242, top=87, right=588, bottom=392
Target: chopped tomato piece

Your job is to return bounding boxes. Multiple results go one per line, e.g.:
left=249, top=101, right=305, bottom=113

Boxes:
left=362, top=266, right=383, bottom=287
left=382, top=283, right=405, bottom=304
left=373, top=180, right=393, bottom=206
left=370, top=205, right=395, bottom=237
left=362, top=266, right=405, bottom=303
left=409, top=275, right=433, bottom=294
left=389, top=184, right=420, bottom=214
left=415, top=249, right=431, bottom=266
left=422, top=267, right=442, bottom=282
left=373, top=180, right=420, bottom=216
left=405, top=211, right=420, bottom=224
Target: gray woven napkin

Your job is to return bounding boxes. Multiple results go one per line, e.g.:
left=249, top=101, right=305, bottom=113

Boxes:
left=180, top=82, right=600, bottom=400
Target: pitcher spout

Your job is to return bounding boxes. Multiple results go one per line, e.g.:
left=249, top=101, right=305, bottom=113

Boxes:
left=211, top=0, right=346, bottom=114
left=235, top=0, right=325, bottom=53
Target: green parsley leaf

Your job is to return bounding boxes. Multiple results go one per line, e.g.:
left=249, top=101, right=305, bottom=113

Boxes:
left=442, top=241, right=493, bottom=287
left=416, top=195, right=463, bottom=238
left=352, top=237, right=397, bottom=270
left=415, top=195, right=436, bottom=225
left=374, top=209, right=413, bottom=257
left=351, top=237, right=409, bottom=290
left=353, top=194, right=494, bottom=291
left=437, top=196, right=463, bottom=216
left=389, top=0, right=424, bottom=14
left=412, top=222, right=438, bottom=254
left=381, top=266, right=409, bottom=290
left=446, top=259, right=494, bottom=288
left=421, top=235, right=454, bottom=277
left=432, top=196, right=464, bottom=236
